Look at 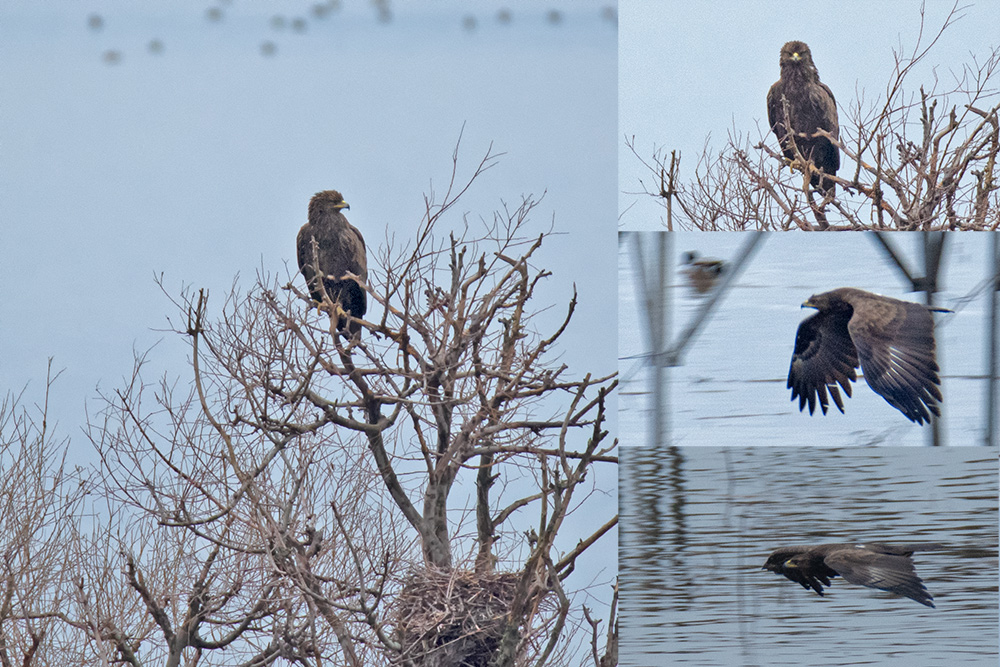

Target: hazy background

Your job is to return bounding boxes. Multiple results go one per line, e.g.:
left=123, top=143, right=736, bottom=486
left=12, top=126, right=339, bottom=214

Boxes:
left=618, top=0, right=1000, bottom=229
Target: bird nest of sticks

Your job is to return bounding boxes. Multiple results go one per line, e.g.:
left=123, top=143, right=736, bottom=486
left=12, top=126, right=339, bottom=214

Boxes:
left=392, top=568, right=524, bottom=667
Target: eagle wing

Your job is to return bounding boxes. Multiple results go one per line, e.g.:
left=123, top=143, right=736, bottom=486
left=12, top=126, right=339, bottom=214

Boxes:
left=330, top=222, right=368, bottom=320
left=787, top=309, right=859, bottom=415
left=845, top=296, right=942, bottom=424
left=296, top=223, right=323, bottom=302
left=824, top=548, right=935, bottom=607
left=783, top=556, right=836, bottom=596
left=815, top=80, right=840, bottom=173
left=766, top=82, right=785, bottom=147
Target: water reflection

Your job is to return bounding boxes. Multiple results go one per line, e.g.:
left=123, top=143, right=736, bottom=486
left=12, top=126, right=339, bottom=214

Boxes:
left=620, top=446, right=999, bottom=666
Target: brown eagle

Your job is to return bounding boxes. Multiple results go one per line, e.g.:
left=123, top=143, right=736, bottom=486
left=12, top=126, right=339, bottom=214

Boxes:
left=763, top=542, right=942, bottom=607
left=787, top=288, right=947, bottom=425
left=296, top=190, right=368, bottom=335
left=766, top=41, right=840, bottom=195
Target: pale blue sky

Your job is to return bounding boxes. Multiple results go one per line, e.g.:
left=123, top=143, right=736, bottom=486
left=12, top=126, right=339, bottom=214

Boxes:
left=1, top=1, right=617, bottom=434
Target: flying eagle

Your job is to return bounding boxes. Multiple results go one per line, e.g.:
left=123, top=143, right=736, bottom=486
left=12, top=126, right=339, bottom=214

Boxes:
left=296, top=190, right=368, bottom=335
left=787, top=288, right=947, bottom=425
left=766, top=41, right=840, bottom=195
left=763, top=542, right=942, bottom=607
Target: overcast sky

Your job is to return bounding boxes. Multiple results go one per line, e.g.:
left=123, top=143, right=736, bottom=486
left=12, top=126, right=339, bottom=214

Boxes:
left=1, top=1, right=617, bottom=439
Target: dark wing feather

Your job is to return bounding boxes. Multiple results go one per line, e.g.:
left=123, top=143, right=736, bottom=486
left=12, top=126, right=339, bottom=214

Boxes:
left=824, top=549, right=935, bottom=608
left=766, top=82, right=785, bottom=149
left=846, top=296, right=942, bottom=424
left=862, top=542, right=945, bottom=556
left=793, top=82, right=839, bottom=192
left=784, top=555, right=836, bottom=596
left=764, top=548, right=837, bottom=596
left=296, top=225, right=324, bottom=303
left=321, top=222, right=367, bottom=335
left=815, top=81, right=840, bottom=174
left=787, top=309, right=859, bottom=415
left=323, top=223, right=367, bottom=320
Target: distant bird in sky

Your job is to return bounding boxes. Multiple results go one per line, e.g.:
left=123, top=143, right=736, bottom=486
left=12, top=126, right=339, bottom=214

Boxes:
left=787, top=288, right=947, bottom=425
left=296, top=190, right=368, bottom=336
left=763, top=542, right=942, bottom=607
left=767, top=41, right=840, bottom=195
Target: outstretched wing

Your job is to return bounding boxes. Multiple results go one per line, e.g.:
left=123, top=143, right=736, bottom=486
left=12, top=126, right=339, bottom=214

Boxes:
left=846, top=296, right=942, bottom=424
left=788, top=309, right=859, bottom=415
left=825, top=549, right=935, bottom=607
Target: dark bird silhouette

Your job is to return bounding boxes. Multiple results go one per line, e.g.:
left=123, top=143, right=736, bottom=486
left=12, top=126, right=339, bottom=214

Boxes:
left=296, top=190, right=368, bottom=335
left=767, top=41, right=840, bottom=195
left=787, top=288, right=948, bottom=425
left=763, top=542, right=942, bottom=607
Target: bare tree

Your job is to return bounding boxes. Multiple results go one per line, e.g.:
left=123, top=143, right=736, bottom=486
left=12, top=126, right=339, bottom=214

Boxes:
left=628, top=2, right=1000, bottom=231
left=76, top=144, right=618, bottom=666
left=0, top=362, right=88, bottom=666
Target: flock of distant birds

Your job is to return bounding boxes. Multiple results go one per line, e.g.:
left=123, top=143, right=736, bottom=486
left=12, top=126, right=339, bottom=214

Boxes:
left=87, top=2, right=617, bottom=65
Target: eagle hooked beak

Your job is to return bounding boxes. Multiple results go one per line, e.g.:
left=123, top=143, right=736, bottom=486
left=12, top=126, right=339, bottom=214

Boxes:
left=791, top=51, right=801, bottom=61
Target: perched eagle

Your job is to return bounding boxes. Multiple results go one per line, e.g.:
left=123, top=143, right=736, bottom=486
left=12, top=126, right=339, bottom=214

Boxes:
left=296, top=190, right=368, bottom=335
left=763, top=542, right=942, bottom=607
left=766, top=41, right=840, bottom=195
left=787, top=288, right=947, bottom=425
